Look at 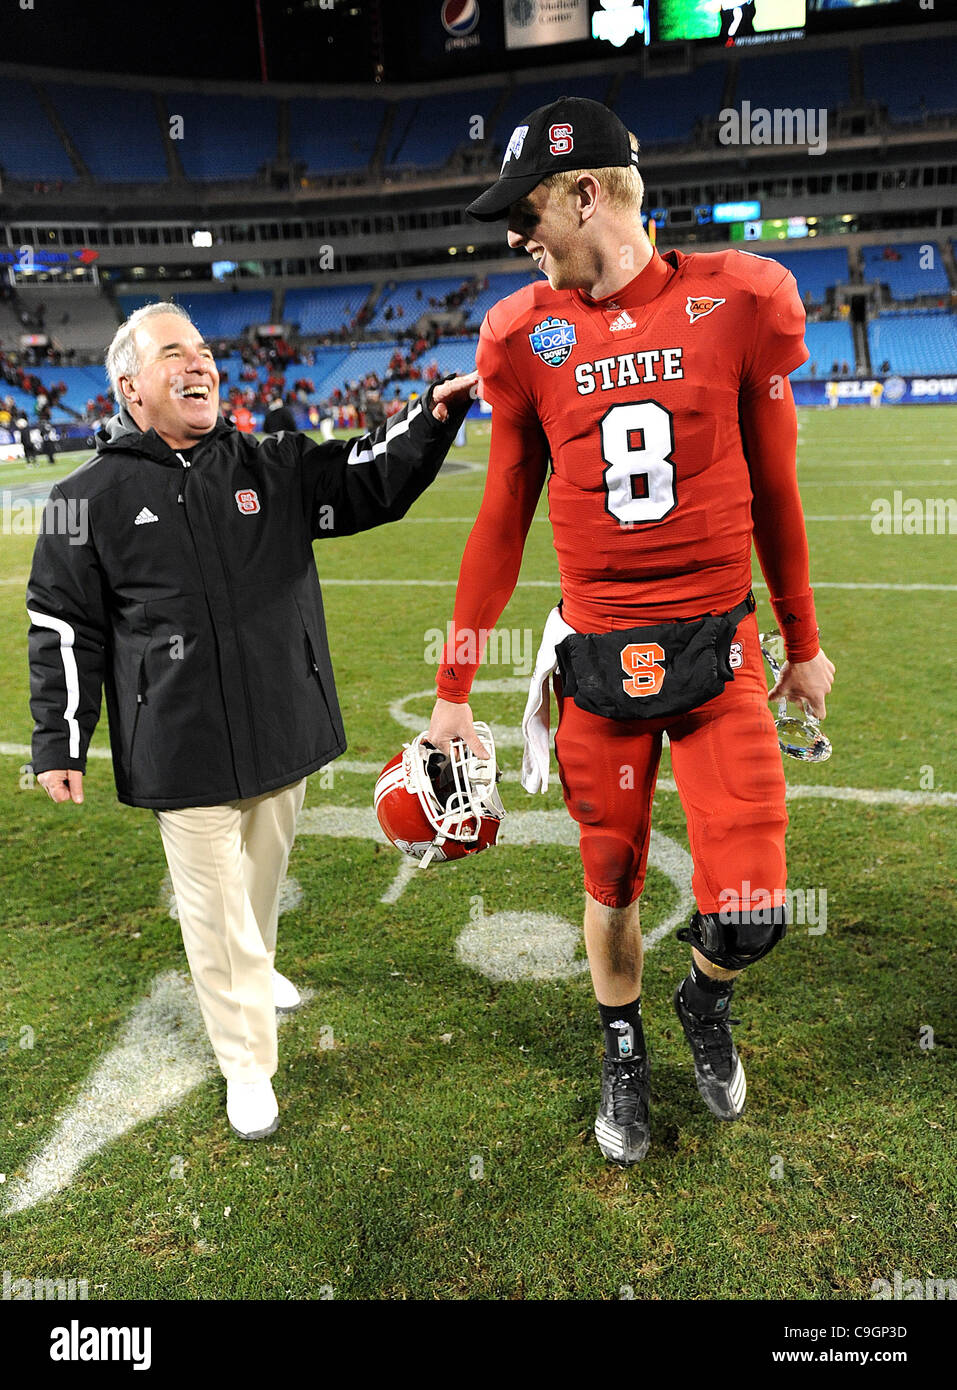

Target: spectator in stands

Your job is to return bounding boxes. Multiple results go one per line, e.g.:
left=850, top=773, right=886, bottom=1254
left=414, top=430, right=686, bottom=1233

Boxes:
left=841, top=361, right=850, bottom=376
left=264, top=394, right=298, bottom=434
left=880, top=359, right=891, bottom=374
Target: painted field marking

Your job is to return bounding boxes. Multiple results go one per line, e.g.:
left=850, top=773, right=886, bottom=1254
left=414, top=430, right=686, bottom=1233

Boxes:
left=3, top=973, right=312, bottom=1216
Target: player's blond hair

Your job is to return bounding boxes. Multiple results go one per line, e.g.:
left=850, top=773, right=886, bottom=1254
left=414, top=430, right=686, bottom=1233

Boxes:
left=540, top=131, right=643, bottom=212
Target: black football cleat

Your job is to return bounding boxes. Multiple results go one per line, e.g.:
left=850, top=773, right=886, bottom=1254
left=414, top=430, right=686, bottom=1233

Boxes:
left=673, top=984, right=746, bottom=1121
left=594, top=1054, right=651, bottom=1165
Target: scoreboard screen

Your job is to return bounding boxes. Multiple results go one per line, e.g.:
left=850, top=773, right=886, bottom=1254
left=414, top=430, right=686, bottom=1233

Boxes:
left=654, top=0, right=806, bottom=45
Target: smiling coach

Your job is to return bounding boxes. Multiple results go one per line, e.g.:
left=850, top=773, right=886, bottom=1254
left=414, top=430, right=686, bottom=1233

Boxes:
left=26, top=301, right=475, bottom=1140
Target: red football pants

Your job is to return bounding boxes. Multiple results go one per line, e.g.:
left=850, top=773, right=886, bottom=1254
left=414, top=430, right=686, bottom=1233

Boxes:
left=553, top=613, right=788, bottom=912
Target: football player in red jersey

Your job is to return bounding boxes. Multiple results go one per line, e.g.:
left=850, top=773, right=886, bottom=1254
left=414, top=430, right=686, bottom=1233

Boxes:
left=428, top=97, right=835, bottom=1164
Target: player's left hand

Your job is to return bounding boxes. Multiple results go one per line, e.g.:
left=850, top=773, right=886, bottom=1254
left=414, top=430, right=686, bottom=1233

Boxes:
left=430, top=371, right=478, bottom=422
left=770, top=647, right=836, bottom=720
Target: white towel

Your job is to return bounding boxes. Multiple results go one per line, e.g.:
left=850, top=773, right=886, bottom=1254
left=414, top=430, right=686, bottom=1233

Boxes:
left=521, top=605, right=576, bottom=794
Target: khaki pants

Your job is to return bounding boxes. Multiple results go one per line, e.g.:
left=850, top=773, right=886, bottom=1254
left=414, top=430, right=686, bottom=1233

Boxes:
left=154, top=778, right=308, bottom=1081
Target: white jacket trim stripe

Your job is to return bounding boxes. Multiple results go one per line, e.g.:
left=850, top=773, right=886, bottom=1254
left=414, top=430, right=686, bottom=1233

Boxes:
left=27, top=607, right=81, bottom=759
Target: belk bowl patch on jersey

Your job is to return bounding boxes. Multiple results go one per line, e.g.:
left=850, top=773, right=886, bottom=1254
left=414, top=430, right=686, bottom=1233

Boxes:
left=529, top=316, right=577, bottom=367
left=685, top=295, right=726, bottom=324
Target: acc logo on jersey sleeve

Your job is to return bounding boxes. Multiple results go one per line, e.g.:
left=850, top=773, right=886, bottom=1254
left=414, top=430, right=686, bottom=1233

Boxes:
left=528, top=316, right=577, bottom=367
left=685, top=295, right=726, bottom=324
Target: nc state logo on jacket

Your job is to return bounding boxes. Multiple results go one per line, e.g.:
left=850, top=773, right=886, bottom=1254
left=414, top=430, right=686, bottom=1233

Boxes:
left=685, top=295, right=726, bottom=324
left=235, top=488, right=261, bottom=514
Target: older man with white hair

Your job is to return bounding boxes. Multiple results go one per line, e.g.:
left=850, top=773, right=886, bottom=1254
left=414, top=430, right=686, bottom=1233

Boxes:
left=26, top=301, right=476, bottom=1139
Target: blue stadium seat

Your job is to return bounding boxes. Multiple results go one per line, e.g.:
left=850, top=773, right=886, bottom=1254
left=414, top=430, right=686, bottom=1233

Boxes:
left=759, top=247, right=849, bottom=303
left=465, top=271, right=538, bottom=325
left=616, top=66, right=726, bottom=145
left=387, top=88, right=503, bottom=168
left=494, top=77, right=611, bottom=148
left=792, top=321, right=855, bottom=379
left=162, top=93, right=278, bottom=179
left=734, top=48, right=850, bottom=113
left=861, top=242, right=949, bottom=300
left=288, top=98, right=386, bottom=174
left=174, top=292, right=274, bottom=340
left=867, top=313, right=957, bottom=375
left=368, top=277, right=480, bottom=330
left=0, top=78, right=75, bottom=180
left=49, top=85, right=168, bottom=181
left=283, top=284, right=373, bottom=336
left=860, top=38, right=957, bottom=121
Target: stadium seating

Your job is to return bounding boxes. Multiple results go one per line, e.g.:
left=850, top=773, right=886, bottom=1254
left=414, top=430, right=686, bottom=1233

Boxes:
left=288, top=98, right=386, bottom=175
left=283, top=284, right=373, bottom=336
left=494, top=77, right=611, bottom=149
left=867, top=312, right=957, bottom=376
left=48, top=85, right=168, bottom=181
left=734, top=48, right=850, bottom=115
left=115, top=291, right=274, bottom=340
left=463, top=271, right=537, bottom=325
left=162, top=93, right=278, bottom=179
left=0, top=78, right=74, bottom=180
left=760, top=247, right=849, bottom=304
left=860, top=37, right=957, bottom=121
left=387, top=88, right=503, bottom=169
left=861, top=242, right=950, bottom=301
left=616, top=65, right=726, bottom=145
left=792, top=320, right=856, bottom=379
left=368, top=277, right=478, bottom=331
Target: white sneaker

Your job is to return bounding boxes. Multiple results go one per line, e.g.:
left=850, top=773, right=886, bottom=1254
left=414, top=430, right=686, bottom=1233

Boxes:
left=272, top=969, right=302, bottom=1012
left=226, top=1078, right=279, bottom=1140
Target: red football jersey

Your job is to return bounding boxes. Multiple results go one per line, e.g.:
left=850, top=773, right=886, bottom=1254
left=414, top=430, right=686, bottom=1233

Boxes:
left=477, top=246, right=808, bottom=631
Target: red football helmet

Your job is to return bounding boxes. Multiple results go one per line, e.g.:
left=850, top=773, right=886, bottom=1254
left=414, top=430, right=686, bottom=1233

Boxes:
left=374, top=722, right=506, bottom=867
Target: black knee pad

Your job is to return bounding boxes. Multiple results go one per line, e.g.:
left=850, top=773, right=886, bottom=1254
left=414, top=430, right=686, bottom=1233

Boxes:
left=676, top=906, right=787, bottom=972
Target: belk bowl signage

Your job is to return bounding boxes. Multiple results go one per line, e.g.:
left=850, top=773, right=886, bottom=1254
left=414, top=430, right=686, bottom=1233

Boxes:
left=791, top=375, right=957, bottom=406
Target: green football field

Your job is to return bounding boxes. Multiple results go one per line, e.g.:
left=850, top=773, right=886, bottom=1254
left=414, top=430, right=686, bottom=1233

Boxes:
left=1, top=408, right=955, bottom=1301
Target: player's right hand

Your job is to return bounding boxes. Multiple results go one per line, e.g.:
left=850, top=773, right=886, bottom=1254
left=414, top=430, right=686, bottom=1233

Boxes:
left=428, top=699, right=490, bottom=759
left=37, top=769, right=85, bottom=804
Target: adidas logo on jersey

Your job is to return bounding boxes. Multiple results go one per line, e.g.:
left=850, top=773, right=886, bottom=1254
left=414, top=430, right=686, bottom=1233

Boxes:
left=608, top=309, right=637, bottom=333
left=134, top=507, right=159, bottom=526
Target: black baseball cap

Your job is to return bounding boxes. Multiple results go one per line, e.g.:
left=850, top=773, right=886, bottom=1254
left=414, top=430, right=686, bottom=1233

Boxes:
left=467, top=96, right=638, bottom=223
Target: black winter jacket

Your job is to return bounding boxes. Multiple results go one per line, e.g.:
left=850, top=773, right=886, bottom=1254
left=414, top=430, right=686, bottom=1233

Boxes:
left=27, top=388, right=465, bottom=808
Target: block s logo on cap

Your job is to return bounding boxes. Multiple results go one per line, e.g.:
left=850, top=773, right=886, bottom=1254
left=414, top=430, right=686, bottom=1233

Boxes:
left=548, top=122, right=574, bottom=156
left=501, top=124, right=529, bottom=172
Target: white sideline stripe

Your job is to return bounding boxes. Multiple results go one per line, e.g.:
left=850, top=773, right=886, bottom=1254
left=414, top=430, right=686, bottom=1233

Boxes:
left=315, top=579, right=957, bottom=592
left=1, top=743, right=953, bottom=808
left=25, top=608, right=81, bottom=759
left=2, top=971, right=311, bottom=1215
left=387, top=515, right=883, bottom=523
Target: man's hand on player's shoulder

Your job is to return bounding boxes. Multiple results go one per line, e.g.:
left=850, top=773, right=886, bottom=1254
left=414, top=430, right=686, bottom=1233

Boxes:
left=429, top=371, right=478, bottom=423
left=428, top=698, right=490, bottom=758
left=769, top=649, right=836, bottom=720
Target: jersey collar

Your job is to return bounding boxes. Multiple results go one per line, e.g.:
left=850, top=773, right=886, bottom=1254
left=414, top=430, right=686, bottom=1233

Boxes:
left=574, top=247, right=677, bottom=313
